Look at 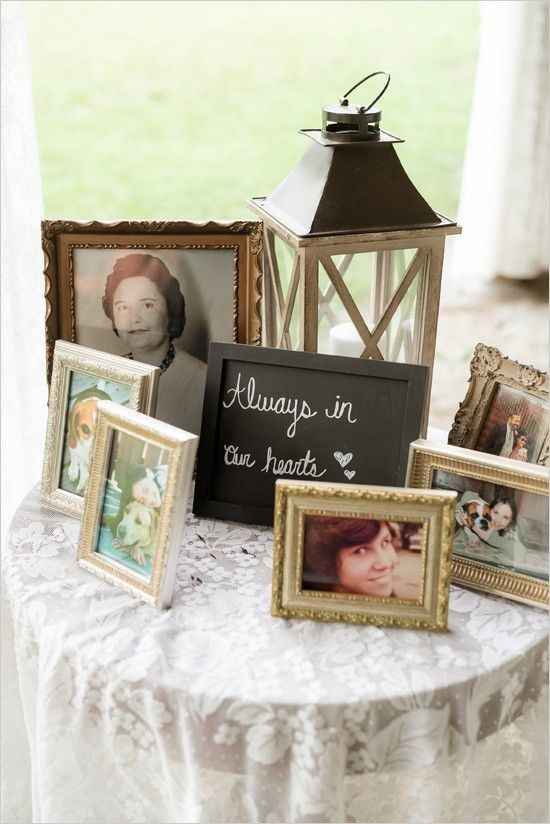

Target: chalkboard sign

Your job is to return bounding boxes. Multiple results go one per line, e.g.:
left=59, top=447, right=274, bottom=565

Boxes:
left=193, top=344, right=429, bottom=525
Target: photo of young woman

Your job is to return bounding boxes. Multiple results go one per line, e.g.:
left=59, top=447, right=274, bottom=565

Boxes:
left=302, top=515, right=424, bottom=601
left=432, top=469, right=548, bottom=580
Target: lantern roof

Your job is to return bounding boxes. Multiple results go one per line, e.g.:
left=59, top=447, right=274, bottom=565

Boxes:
left=249, top=72, right=458, bottom=239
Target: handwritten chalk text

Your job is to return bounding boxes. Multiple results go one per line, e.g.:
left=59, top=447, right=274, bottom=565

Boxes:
left=224, top=443, right=256, bottom=468
left=261, top=446, right=326, bottom=478
left=222, top=372, right=318, bottom=439
left=324, top=395, right=358, bottom=423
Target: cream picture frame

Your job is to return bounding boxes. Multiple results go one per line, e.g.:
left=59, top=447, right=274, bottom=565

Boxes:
left=41, top=340, right=160, bottom=518
left=77, top=401, right=198, bottom=608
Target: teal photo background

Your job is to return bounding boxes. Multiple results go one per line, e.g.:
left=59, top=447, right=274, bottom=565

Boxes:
left=96, top=523, right=153, bottom=581
left=94, top=429, right=168, bottom=582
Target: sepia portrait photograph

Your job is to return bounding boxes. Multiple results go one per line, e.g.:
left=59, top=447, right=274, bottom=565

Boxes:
left=42, top=221, right=262, bottom=435
left=302, top=515, right=424, bottom=601
left=74, top=246, right=229, bottom=434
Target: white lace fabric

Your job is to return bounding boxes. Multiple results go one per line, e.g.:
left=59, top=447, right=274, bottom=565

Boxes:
left=4, top=486, right=549, bottom=823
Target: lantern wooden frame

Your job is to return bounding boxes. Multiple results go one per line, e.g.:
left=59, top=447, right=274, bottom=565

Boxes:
left=249, top=198, right=460, bottom=429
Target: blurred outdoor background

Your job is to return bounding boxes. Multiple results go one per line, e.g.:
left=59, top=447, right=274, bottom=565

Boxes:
left=27, top=0, right=478, bottom=220
left=25, top=0, right=547, bottom=430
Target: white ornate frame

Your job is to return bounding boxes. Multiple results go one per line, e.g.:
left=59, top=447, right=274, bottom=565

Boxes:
left=407, top=439, right=549, bottom=609
left=41, top=340, right=160, bottom=518
left=448, top=343, right=549, bottom=466
left=77, top=401, right=198, bottom=608
left=272, top=479, right=456, bottom=630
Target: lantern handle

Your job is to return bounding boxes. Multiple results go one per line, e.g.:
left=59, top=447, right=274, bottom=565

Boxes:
left=340, top=71, right=391, bottom=110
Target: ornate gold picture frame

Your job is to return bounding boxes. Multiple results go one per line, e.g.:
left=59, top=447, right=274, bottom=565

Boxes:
left=448, top=343, right=549, bottom=466
left=272, top=479, right=456, bottom=630
left=407, top=439, right=549, bottom=609
left=42, top=218, right=263, bottom=381
left=41, top=340, right=159, bottom=518
left=77, top=401, right=198, bottom=608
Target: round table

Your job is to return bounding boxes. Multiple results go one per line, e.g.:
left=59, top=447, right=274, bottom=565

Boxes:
left=4, top=487, right=549, bottom=823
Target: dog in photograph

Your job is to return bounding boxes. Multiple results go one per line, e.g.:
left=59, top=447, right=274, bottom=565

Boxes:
left=461, top=500, right=493, bottom=540
left=66, top=388, right=111, bottom=493
left=113, top=468, right=162, bottom=566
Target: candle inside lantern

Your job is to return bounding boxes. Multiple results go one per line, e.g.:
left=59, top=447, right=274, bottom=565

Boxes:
left=328, top=322, right=364, bottom=357
left=328, top=318, right=416, bottom=360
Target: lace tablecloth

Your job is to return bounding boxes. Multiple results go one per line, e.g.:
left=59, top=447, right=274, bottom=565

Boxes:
left=4, top=486, right=549, bottom=823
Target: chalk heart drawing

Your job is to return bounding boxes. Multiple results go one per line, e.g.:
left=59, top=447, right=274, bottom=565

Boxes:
left=344, top=469, right=356, bottom=480
left=334, top=451, right=353, bottom=468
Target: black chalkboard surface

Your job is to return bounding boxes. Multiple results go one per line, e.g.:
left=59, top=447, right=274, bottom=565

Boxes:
left=193, top=343, right=429, bottom=525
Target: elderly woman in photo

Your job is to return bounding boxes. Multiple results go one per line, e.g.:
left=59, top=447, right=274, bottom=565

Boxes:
left=102, top=253, right=207, bottom=433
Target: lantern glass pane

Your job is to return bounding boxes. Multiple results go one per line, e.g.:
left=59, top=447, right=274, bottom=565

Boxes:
left=317, top=247, right=427, bottom=364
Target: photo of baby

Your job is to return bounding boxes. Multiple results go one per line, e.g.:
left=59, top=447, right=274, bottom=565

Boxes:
left=95, top=430, right=168, bottom=580
left=432, top=469, right=548, bottom=580
left=302, top=515, right=424, bottom=601
left=475, top=384, right=548, bottom=465
left=60, top=371, right=132, bottom=497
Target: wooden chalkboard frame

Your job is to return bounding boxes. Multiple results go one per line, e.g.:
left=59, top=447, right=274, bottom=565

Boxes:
left=193, top=343, right=429, bottom=525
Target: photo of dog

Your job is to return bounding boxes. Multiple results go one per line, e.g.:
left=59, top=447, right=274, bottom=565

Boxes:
left=429, top=468, right=549, bottom=580
left=113, top=468, right=163, bottom=567
left=114, top=499, right=160, bottom=567
left=66, top=392, right=108, bottom=493
left=95, top=431, right=169, bottom=580
left=60, top=373, right=132, bottom=497
left=461, top=499, right=493, bottom=539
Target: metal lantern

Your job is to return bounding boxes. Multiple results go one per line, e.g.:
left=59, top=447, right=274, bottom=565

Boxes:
left=248, top=72, right=461, bottom=414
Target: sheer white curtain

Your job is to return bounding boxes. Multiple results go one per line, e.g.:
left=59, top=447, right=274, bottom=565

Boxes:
left=452, top=0, right=549, bottom=287
left=1, top=0, right=47, bottom=541
left=1, top=5, right=45, bottom=819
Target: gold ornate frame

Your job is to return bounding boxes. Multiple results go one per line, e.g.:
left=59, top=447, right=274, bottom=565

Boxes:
left=77, top=400, right=198, bottom=608
left=41, top=340, right=160, bottom=518
left=272, top=479, right=456, bottom=630
left=42, top=219, right=263, bottom=381
left=448, top=343, right=549, bottom=466
left=407, top=439, right=549, bottom=609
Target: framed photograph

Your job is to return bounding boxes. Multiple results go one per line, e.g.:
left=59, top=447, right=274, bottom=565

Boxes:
left=407, top=439, right=549, bottom=609
left=271, top=479, right=456, bottom=629
left=448, top=343, right=549, bottom=466
left=77, top=401, right=198, bottom=608
left=41, top=340, right=159, bottom=518
left=194, top=343, right=428, bottom=525
left=42, top=219, right=262, bottom=434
